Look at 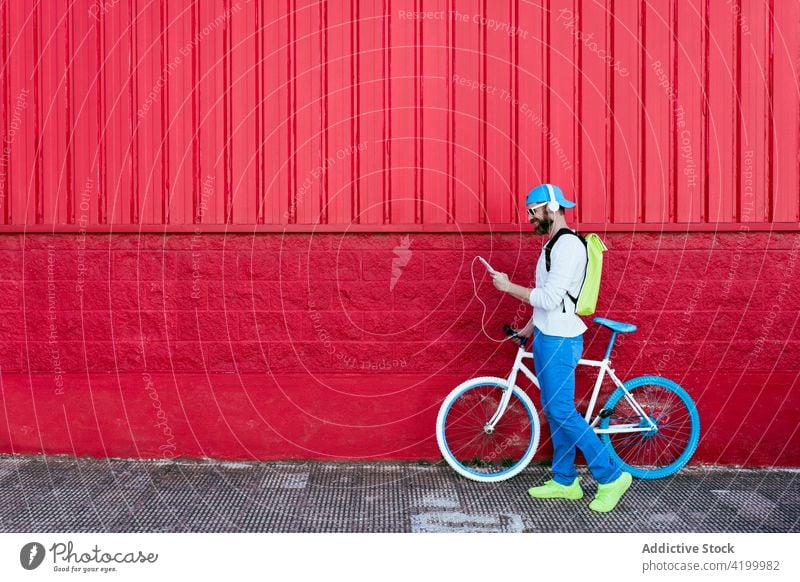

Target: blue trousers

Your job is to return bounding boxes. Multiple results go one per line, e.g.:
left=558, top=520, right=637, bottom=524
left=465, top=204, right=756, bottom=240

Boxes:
left=532, top=327, right=622, bottom=486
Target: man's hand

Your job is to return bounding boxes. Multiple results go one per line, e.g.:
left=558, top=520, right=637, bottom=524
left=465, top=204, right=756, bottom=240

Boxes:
left=516, top=320, right=534, bottom=338
left=492, top=272, right=533, bottom=304
left=491, top=272, right=510, bottom=292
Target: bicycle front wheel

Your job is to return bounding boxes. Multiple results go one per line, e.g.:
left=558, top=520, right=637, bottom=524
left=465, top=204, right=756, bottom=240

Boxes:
left=436, top=377, right=540, bottom=483
left=599, top=375, right=700, bottom=479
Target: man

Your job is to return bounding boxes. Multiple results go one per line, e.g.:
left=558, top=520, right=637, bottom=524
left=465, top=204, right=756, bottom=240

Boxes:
left=491, top=183, right=632, bottom=513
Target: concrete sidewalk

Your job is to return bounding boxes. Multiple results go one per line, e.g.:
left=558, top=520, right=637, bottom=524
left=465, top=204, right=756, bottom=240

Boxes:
left=0, top=455, right=797, bottom=533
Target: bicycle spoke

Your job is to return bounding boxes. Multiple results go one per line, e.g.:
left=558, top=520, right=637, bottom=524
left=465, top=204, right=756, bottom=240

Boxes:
left=603, top=380, right=698, bottom=476
left=441, top=383, right=535, bottom=475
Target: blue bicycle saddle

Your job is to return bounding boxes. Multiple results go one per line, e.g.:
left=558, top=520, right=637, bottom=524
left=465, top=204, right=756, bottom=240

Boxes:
left=593, top=317, right=637, bottom=333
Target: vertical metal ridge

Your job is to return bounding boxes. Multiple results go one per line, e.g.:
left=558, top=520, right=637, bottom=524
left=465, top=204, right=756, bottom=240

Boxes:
left=160, top=0, right=167, bottom=224
left=607, top=0, right=614, bottom=223
left=482, top=0, right=488, bottom=223
left=130, top=0, right=138, bottom=224
left=262, top=0, right=268, bottom=224
left=350, top=0, right=357, bottom=223
left=639, top=0, right=645, bottom=224
left=383, top=0, right=390, bottom=224
left=544, top=0, right=550, bottom=181
left=224, top=0, right=232, bottom=223
left=703, top=0, right=710, bottom=224
left=670, top=0, right=677, bottom=224
left=33, top=2, right=42, bottom=223
left=65, top=0, right=74, bottom=224
left=191, top=0, right=198, bottom=224
left=287, top=0, right=298, bottom=225
left=574, top=0, right=582, bottom=224
left=320, top=0, right=328, bottom=225
left=352, top=0, right=359, bottom=223
left=575, top=0, right=583, bottom=221
left=0, top=0, right=8, bottom=223
left=413, top=0, right=422, bottom=224
left=256, top=0, right=264, bottom=223
left=766, top=0, right=774, bottom=223
left=414, top=0, right=425, bottom=224
left=413, top=0, right=419, bottom=224
left=797, top=6, right=800, bottom=225
left=447, top=0, right=454, bottom=223
left=97, top=3, right=106, bottom=224
left=512, top=0, right=519, bottom=224
left=734, top=0, right=741, bottom=222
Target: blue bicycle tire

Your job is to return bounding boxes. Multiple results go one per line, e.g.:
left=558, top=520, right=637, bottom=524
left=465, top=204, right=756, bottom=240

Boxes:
left=599, top=375, right=700, bottom=479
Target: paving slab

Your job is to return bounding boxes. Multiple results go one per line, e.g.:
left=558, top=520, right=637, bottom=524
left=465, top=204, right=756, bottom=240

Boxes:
left=0, top=456, right=797, bottom=533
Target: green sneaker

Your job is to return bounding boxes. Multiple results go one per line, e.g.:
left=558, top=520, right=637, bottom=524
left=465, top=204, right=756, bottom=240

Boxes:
left=527, top=477, right=583, bottom=500
left=589, top=472, right=633, bottom=513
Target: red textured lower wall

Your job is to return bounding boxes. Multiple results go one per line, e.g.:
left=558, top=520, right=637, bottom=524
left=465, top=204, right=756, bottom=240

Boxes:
left=0, top=232, right=798, bottom=466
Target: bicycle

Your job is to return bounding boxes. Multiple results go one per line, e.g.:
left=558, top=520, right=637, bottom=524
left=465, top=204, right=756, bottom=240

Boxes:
left=435, top=317, right=701, bottom=483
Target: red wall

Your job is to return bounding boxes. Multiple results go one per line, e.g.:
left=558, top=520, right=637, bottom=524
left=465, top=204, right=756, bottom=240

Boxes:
left=1, top=231, right=798, bottom=466
left=0, top=1, right=798, bottom=467
left=0, top=0, right=798, bottom=231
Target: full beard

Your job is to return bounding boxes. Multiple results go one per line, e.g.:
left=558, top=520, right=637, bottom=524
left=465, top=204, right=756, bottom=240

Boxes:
left=532, top=216, right=553, bottom=235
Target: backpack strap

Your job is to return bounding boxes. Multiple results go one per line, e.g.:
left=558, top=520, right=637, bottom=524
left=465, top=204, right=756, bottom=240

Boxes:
left=544, top=228, right=586, bottom=270
left=544, top=228, right=587, bottom=313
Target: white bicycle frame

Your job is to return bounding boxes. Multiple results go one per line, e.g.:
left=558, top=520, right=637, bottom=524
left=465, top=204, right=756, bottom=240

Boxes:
left=486, top=345, right=657, bottom=435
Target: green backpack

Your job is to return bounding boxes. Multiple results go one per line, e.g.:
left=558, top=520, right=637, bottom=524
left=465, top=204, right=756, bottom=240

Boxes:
left=544, top=229, right=607, bottom=316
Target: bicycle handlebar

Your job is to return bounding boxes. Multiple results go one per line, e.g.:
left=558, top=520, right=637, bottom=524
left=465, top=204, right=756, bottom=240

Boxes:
left=503, top=324, right=530, bottom=350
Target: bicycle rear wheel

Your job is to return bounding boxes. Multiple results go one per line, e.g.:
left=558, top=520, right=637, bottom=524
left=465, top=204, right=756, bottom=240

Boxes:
left=436, top=377, right=540, bottom=483
left=599, top=375, right=700, bottom=479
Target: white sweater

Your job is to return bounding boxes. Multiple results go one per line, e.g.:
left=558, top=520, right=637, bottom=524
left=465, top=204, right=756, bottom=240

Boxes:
left=527, top=230, right=588, bottom=337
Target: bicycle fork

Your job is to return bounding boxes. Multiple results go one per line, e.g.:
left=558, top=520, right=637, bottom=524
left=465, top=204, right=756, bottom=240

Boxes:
left=484, top=348, right=537, bottom=434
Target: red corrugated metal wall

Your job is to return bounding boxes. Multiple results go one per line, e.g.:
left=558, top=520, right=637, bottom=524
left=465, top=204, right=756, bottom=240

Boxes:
left=0, top=0, right=797, bottom=232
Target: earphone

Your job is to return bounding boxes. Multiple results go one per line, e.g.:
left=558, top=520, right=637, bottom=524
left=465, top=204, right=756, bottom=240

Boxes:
left=545, top=184, right=560, bottom=212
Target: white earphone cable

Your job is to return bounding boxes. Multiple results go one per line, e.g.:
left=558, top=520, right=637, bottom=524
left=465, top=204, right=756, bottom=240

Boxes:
left=470, top=256, right=514, bottom=344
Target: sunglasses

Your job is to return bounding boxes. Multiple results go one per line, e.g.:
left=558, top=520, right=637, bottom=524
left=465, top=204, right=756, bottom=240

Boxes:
left=526, top=202, right=546, bottom=217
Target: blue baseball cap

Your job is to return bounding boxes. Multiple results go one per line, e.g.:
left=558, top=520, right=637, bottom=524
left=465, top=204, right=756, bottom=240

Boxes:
left=525, top=183, right=576, bottom=209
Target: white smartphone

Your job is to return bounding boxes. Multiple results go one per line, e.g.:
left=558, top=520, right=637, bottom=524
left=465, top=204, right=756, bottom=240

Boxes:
left=477, top=256, right=499, bottom=275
